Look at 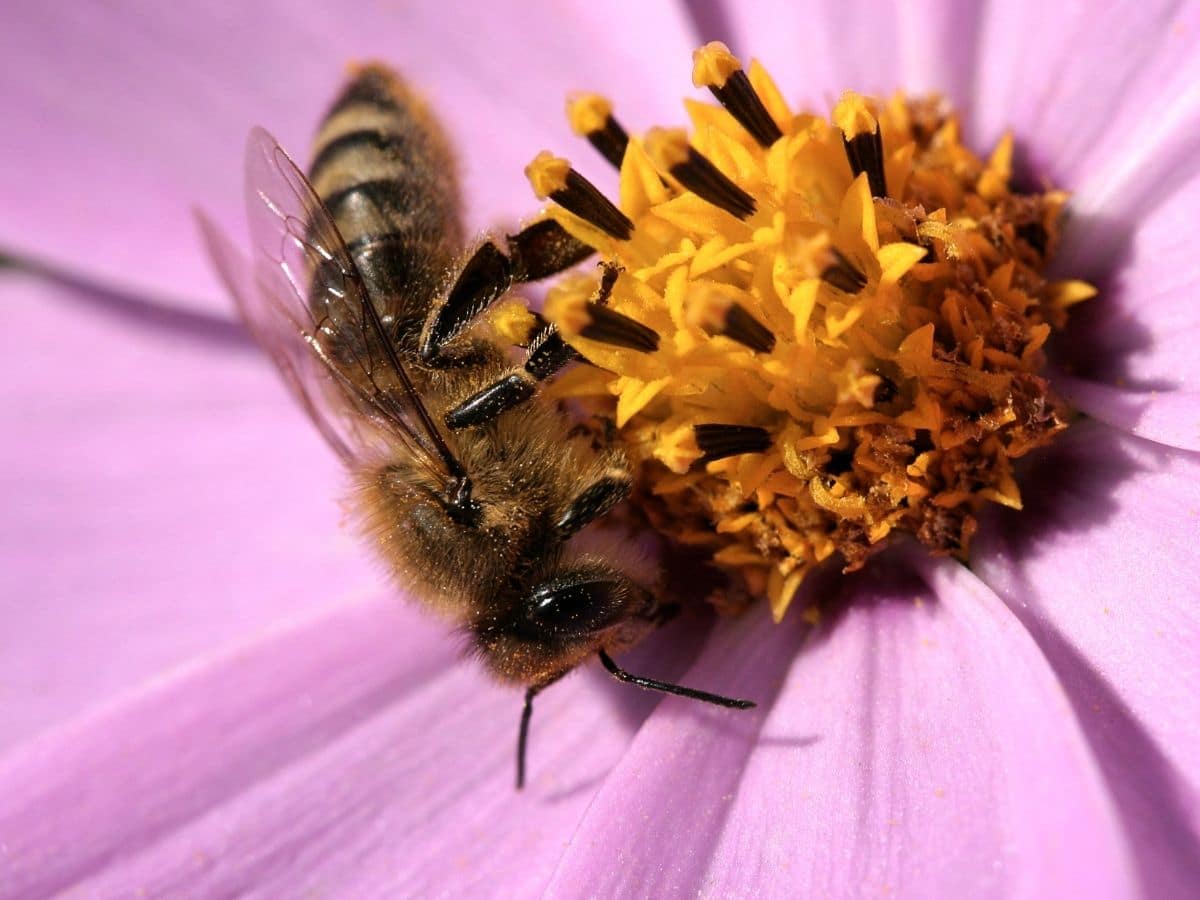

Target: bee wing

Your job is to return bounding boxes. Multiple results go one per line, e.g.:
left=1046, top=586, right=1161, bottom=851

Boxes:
left=203, top=127, right=464, bottom=482
left=199, top=212, right=362, bottom=463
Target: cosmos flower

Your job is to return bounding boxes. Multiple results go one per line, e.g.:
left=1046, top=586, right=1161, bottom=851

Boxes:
left=1, top=1, right=1198, bottom=897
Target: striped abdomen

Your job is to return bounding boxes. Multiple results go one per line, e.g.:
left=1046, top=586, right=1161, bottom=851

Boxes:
left=309, top=64, right=464, bottom=346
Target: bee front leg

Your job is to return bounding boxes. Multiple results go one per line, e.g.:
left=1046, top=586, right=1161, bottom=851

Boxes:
left=555, top=470, right=632, bottom=539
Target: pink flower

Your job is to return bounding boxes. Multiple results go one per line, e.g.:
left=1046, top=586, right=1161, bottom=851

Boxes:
left=2, top=2, right=1198, bottom=896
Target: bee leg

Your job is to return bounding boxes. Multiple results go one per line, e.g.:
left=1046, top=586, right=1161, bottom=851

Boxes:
left=597, top=649, right=757, bottom=710
left=516, top=669, right=567, bottom=790
left=442, top=316, right=588, bottom=429
left=555, top=471, right=632, bottom=539
left=444, top=266, right=619, bottom=430
left=444, top=370, right=539, bottom=429
left=421, top=219, right=593, bottom=367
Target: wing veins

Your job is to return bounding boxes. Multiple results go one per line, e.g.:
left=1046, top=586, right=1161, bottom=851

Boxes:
left=204, top=128, right=468, bottom=483
left=252, top=132, right=464, bottom=481
left=277, top=218, right=454, bottom=476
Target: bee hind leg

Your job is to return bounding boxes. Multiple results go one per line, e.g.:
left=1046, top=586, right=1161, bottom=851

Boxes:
left=421, top=219, right=593, bottom=367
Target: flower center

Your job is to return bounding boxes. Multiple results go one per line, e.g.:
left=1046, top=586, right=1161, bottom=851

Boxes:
left=494, top=42, right=1095, bottom=621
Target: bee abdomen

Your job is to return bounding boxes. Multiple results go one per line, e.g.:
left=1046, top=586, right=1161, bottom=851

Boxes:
left=309, top=64, right=464, bottom=337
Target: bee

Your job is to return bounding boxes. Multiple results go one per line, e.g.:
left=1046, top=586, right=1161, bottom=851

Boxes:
left=199, top=64, right=753, bottom=788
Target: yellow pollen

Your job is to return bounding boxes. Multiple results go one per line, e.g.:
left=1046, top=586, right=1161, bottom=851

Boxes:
left=510, top=47, right=1093, bottom=621
left=567, top=93, right=613, bottom=137
left=644, top=127, right=692, bottom=171
left=833, top=91, right=879, bottom=140
left=525, top=151, right=571, bottom=198
left=692, top=41, right=742, bottom=89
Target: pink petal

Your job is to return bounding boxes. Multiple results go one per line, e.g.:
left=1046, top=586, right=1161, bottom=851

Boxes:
left=0, top=272, right=373, bottom=750
left=0, top=1, right=697, bottom=313
left=1053, top=376, right=1200, bottom=452
left=1049, top=165, right=1200, bottom=451
left=546, top=549, right=1138, bottom=898
left=720, top=1, right=981, bottom=111
left=974, top=421, right=1200, bottom=897
left=0, top=596, right=710, bottom=897
left=970, top=3, right=1200, bottom=231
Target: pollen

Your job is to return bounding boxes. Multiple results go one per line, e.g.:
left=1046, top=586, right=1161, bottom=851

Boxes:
left=515, top=42, right=1094, bottom=622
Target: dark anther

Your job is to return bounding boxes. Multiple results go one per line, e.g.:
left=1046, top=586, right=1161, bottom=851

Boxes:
left=580, top=304, right=660, bottom=353
left=522, top=263, right=621, bottom=381
left=552, top=170, right=634, bottom=241
left=842, top=126, right=888, bottom=198
left=716, top=302, right=776, bottom=353
left=568, top=96, right=631, bottom=171
left=707, top=70, right=783, bottom=148
left=585, top=114, right=630, bottom=170
left=693, top=423, right=772, bottom=463
left=669, top=147, right=757, bottom=220
left=1015, top=222, right=1049, bottom=257
left=873, top=374, right=899, bottom=405
left=821, top=248, right=869, bottom=294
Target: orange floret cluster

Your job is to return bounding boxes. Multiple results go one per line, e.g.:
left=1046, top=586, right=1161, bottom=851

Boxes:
left=492, top=44, right=1093, bottom=620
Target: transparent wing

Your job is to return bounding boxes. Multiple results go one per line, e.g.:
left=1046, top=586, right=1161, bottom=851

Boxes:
left=199, top=212, right=360, bottom=464
left=200, top=127, right=463, bottom=483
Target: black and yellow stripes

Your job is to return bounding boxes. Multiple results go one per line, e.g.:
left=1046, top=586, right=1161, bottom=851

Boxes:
left=308, top=65, right=464, bottom=340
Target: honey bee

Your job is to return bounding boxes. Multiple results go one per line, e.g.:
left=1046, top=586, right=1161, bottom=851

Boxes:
left=199, top=64, right=752, bottom=787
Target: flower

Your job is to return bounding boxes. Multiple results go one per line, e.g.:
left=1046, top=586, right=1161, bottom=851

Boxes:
left=1, top=2, right=1198, bottom=897
left=520, top=60, right=1094, bottom=620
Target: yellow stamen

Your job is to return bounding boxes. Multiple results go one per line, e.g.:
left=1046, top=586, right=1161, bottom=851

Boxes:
left=567, top=93, right=614, bottom=137
left=514, top=50, right=1093, bottom=621
left=644, top=127, right=691, bottom=171
left=692, top=41, right=742, bottom=89
left=833, top=91, right=879, bottom=140
left=526, top=151, right=571, bottom=199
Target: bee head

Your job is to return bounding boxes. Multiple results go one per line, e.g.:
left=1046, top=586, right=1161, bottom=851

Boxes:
left=467, top=526, right=755, bottom=790
left=478, top=537, right=756, bottom=790
left=472, top=557, right=664, bottom=686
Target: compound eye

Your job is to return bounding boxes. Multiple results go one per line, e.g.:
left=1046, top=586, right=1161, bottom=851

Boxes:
left=526, top=578, right=627, bottom=637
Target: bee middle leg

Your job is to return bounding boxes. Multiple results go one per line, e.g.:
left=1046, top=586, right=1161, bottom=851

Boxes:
left=443, top=264, right=621, bottom=430
left=441, top=262, right=628, bottom=432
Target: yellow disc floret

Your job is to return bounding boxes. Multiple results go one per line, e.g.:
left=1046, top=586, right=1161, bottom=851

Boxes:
left=567, top=93, right=615, bottom=137
left=691, top=41, right=742, bottom=89
left=512, top=44, right=1094, bottom=621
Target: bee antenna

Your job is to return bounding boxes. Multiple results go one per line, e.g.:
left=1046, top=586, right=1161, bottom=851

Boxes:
left=515, top=654, right=754, bottom=790
left=516, top=686, right=537, bottom=790
left=597, top=649, right=756, bottom=710
left=516, top=672, right=566, bottom=790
